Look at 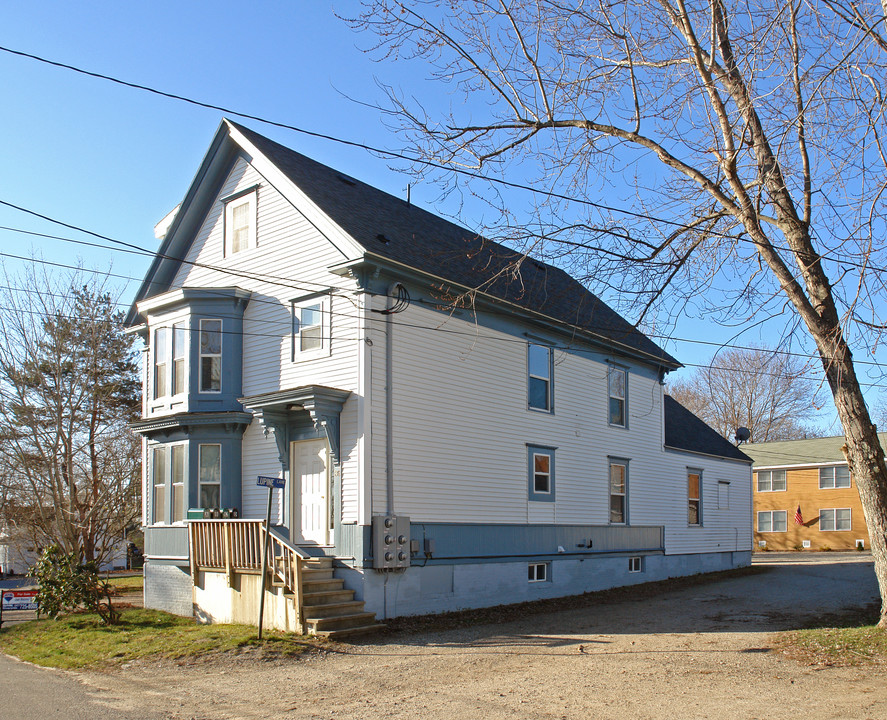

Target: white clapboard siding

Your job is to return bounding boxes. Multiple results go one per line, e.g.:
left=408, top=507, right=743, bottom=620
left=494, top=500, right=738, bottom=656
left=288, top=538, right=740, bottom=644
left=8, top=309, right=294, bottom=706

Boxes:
left=168, top=156, right=362, bottom=525
left=368, top=294, right=751, bottom=550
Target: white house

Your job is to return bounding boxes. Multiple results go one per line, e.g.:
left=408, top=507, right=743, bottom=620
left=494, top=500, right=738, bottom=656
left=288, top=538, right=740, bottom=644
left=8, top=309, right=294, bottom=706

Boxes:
left=127, top=120, right=753, bottom=636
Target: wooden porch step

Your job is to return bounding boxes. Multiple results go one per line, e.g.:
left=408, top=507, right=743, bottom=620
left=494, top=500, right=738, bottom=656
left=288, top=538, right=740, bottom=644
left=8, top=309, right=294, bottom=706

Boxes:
left=302, top=578, right=346, bottom=593
left=312, top=622, right=386, bottom=640
left=301, top=567, right=334, bottom=581
left=302, top=600, right=367, bottom=619
left=305, top=612, right=378, bottom=633
left=301, top=556, right=333, bottom=569
left=302, top=588, right=356, bottom=605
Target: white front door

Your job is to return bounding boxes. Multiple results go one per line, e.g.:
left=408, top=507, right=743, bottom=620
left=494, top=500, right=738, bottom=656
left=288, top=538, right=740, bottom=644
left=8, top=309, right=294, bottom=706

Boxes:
left=291, top=439, right=329, bottom=545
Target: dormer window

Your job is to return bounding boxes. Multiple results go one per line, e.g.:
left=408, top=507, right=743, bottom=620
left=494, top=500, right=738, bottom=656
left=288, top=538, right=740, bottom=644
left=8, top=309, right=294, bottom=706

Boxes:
left=223, top=187, right=257, bottom=256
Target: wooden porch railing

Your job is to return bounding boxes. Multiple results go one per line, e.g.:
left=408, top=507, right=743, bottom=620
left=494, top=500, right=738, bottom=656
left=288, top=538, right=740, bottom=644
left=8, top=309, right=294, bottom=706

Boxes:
left=188, top=519, right=309, bottom=632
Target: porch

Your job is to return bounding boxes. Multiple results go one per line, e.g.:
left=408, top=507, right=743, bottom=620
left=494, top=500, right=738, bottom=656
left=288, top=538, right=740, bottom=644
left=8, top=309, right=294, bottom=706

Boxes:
left=188, top=519, right=382, bottom=638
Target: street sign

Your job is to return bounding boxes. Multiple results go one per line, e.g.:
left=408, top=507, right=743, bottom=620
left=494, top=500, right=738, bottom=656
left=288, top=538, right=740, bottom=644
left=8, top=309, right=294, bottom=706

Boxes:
left=256, top=475, right=286, bottom=489
left=2, top=590, right=38, bottom=611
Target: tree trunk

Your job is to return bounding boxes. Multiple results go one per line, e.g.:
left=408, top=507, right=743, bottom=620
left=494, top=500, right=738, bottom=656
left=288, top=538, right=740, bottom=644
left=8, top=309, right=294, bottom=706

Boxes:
left=826, top=351, right=887, bottom=627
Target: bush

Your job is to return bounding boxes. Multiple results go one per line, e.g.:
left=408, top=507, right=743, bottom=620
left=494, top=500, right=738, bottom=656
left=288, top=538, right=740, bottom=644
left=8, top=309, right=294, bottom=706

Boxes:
left=28, top=546, right=119, bottom=625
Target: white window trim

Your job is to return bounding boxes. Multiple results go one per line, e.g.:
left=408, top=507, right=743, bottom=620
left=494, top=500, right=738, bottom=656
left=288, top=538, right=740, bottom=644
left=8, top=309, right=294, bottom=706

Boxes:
left=150, top=442, right=188, bottom=526
left=757, top=510, right=787, bottom=533
left=628, top=556, right=642, bottom=573
left=819, top=465, right=851, bottom=490
left=223, top=188, right=257, bottom=257
left=199, top=318, right=223, bottom=394
left=607, top=364, right=627, bottom=428
left=152, top=321, right=189, bottom=401
left=528, top=562, right=549, bottom=582
left=153, top=326, right=169, bottom=400
left=292, top=294, right=332, bottom=361
left=756, top=469, right=787, bottom=493
left=198, top=443, right=222, bottom=510
left=820, top=507, right=852, bottom=532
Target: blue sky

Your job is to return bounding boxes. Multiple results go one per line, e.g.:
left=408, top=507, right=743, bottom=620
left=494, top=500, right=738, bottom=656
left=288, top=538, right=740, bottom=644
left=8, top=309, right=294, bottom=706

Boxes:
left=0, top=1, right=866, bottom=433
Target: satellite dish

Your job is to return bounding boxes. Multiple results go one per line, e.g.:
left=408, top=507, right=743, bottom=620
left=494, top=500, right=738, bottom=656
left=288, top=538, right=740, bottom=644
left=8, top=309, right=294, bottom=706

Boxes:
left=734, top=427, right=751, bottom=444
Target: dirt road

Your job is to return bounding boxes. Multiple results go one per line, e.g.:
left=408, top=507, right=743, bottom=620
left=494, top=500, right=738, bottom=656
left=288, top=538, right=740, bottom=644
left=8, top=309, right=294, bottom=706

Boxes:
left=60, top=555, right=887, bottom=719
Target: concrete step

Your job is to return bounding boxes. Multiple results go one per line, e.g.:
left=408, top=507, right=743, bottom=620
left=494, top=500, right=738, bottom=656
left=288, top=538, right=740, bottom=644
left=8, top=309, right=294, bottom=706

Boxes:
left=302, top=588, right=355, bottom=605
left=306, top=612, right=378, bottom=633
left=313, top=623, right=386, bottom=640
left=302, top=600, right=367, bottom=619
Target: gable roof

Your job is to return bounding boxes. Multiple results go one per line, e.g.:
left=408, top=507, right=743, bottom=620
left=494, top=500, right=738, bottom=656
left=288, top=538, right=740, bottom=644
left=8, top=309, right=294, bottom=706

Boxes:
left=742, top=433, right=887, bottom=468
left=663, top=395, right=752, bottom=462
left=131, top=120, right=679, bottom=368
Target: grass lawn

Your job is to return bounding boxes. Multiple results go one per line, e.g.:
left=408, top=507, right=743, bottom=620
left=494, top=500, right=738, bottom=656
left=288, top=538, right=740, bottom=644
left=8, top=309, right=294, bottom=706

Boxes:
left=103, top=573, right=144, bottom=595
left=0, top=609, right=316, bottom=669
left=775, top=604, right=887, bottom=666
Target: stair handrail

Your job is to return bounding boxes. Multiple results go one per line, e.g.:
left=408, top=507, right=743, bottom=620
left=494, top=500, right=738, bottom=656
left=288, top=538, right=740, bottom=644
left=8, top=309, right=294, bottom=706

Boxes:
left=189, top=519, right=310, bottom=634
left=265, top=524, right=309, bottom=634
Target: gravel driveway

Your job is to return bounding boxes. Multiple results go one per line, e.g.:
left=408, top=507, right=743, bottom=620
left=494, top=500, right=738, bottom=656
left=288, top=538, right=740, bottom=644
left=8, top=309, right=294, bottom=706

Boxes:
left=73, top=553, right=883, bottom=720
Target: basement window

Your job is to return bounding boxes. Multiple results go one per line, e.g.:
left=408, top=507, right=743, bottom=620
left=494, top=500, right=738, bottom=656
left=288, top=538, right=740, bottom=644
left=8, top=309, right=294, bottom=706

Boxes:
left=528, top=562, right=548, bottom=583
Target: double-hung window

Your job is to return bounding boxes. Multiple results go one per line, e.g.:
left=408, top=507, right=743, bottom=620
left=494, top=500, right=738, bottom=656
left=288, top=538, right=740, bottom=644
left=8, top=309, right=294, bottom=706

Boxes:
left=292, top=294, right=331, bottom=359
left=172, top=322, right=186, bottom=395
left=757, top=510, right=787, bottom=532
left=153, top=327, right=169, bottom=399
left=820, top=508, right=851, bottom=531
left=199, top=444, right=221, bottom=508
left=819, top=466, right=851, bottom=489
left=756, top=469, right=786, bottom=492
left=151, top=443, right=186, bottom=524
left=609, top=458, right=628, bottom=524
left=528, top=343, right=553, bottom=412
left=688, top=469, right=702, bottom=526
left=527, top=445, right=556, bottom=501
left=608, top=365, right=627, bottom=427
left=223, top=188, right=257, bottom=256
left=199, top=319, right=222, bottom=392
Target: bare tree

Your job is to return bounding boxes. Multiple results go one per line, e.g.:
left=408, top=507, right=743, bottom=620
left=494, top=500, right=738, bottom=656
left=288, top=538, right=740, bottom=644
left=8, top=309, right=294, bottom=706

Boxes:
left=0, top=266, right=141, bottom=568
left=667, top=347, right=823, bottom=442
left=347, top=0, right=887, bottom=624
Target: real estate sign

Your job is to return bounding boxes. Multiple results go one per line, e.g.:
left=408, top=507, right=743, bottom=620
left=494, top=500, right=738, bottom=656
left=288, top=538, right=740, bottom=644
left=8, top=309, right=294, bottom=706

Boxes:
left=2, top=589, right=38, bottom=610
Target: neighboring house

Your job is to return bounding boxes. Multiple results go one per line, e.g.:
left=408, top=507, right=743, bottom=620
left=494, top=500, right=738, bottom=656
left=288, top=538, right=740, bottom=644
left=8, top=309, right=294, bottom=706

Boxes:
left=0, top=516, right=127, bottom=575
left=127, top=119, right=753, bottom=635
left=743, top=435, right=878, bottom=551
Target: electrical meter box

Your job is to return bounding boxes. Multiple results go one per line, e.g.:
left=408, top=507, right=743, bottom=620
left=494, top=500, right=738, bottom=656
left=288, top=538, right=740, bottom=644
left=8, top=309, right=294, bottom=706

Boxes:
left=372, top=515, right=411, bottom=569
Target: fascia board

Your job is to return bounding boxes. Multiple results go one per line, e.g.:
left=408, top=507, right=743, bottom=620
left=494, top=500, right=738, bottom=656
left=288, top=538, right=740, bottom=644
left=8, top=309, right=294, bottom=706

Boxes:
left=224, top=121, right=365, bottom=263
left=126, top=121, right=239, bottom=326
left=330, top=254, right=681, bottom=372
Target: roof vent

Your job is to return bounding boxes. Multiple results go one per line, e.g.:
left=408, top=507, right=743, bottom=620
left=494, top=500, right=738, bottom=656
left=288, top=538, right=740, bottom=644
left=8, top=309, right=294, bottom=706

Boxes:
left=376, top=234, right=390, bottom=244
left=336, top=174, right=356, bottom=186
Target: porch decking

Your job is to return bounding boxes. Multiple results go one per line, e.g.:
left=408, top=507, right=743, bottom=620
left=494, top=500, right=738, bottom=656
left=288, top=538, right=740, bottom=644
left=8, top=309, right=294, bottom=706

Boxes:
left=188, top=519, right=382, bottom=638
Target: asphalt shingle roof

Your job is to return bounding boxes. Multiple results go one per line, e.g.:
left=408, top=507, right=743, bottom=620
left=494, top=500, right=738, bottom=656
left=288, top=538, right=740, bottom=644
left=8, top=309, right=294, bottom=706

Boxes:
left=663, top=395, right=752, bottom=462
left=742, top=433, right=887, bottom=467
left=231, top=121, right=679, bottom=367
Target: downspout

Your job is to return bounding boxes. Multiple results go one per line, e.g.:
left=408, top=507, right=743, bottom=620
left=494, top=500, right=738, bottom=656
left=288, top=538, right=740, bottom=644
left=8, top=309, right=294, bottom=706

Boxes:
left=385, top=283, right=402, bottom=516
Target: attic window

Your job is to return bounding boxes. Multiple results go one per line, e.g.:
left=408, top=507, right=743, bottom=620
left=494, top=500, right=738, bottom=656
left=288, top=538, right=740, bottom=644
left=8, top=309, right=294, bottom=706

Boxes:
left=223, top=188, right=257, bottom=256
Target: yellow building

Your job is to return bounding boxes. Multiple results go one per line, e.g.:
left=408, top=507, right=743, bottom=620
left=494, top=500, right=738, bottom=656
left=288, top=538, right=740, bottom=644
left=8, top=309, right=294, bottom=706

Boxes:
left=742, top=435, right=881, bottom=551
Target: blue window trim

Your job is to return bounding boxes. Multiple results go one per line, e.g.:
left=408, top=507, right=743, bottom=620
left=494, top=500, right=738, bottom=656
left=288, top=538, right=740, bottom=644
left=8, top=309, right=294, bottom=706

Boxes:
left=527, top=444, right=557, bottom=502
left=527, top=343, right=554, bottom=413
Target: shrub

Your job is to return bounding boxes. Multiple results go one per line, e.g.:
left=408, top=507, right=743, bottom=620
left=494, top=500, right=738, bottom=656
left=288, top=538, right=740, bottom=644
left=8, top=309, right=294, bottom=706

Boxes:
left=28, top=546, right=119, bottom=625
